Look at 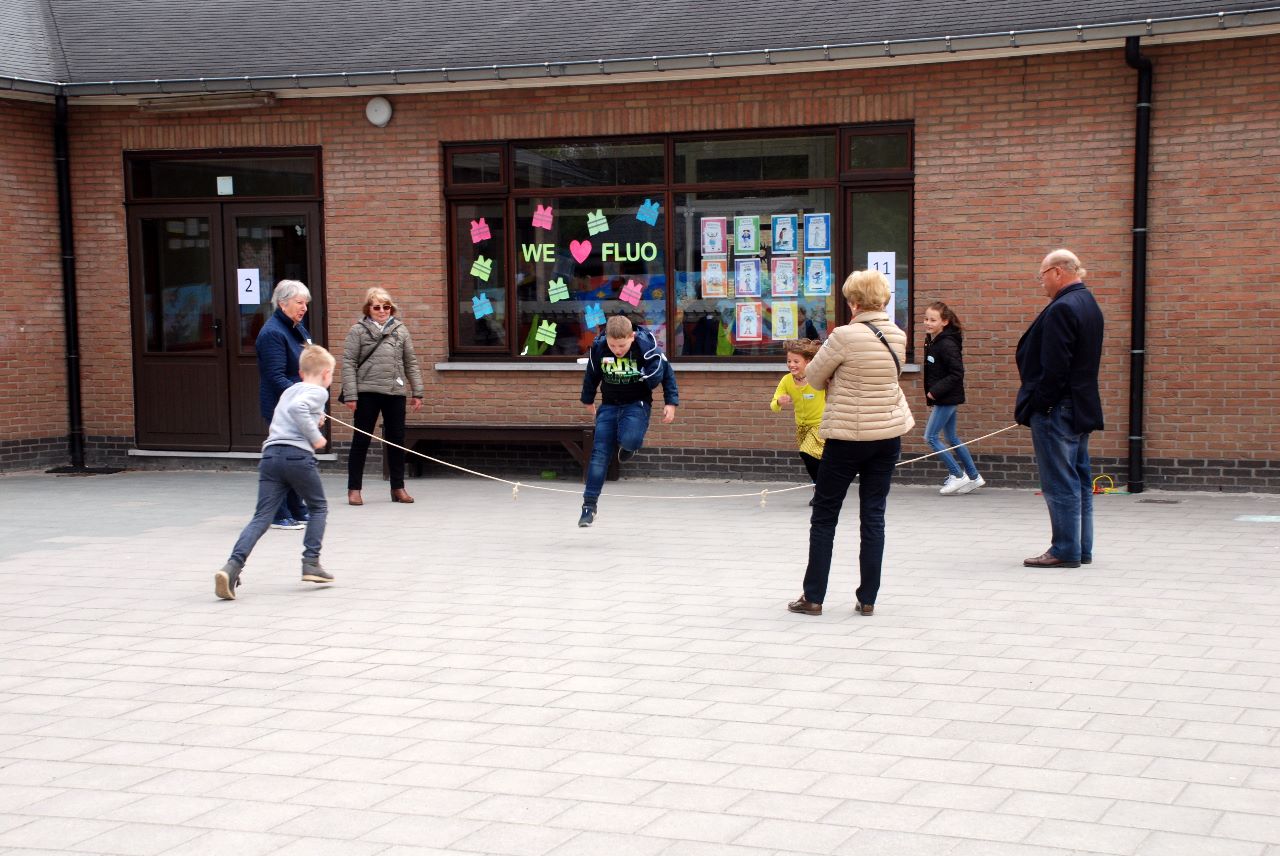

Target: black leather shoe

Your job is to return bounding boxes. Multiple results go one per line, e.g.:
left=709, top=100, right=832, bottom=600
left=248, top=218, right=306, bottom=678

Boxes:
left=787, top=597, right=822, bottom=615
left=1023, top=551, right=1081, bottom=569
left=1081, top=555, right=1093, bottom=564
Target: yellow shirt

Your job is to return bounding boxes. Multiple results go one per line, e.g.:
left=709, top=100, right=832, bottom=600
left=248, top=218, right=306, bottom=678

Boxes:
left=770, top=374, right=826, bottom=427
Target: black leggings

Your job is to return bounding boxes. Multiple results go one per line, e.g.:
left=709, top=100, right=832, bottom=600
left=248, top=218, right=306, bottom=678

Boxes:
left=800, top=452, right=822, bottom=484
left=347, top=391, right=408, bottom=490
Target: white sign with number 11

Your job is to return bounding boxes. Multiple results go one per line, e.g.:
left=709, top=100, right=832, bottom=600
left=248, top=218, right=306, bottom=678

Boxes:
left=867, top=252, right=896, bottom=323
left=237, top=268, right=260, bottom=306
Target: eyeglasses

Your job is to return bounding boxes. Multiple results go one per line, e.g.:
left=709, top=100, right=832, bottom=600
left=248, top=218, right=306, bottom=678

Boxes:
left=368, top=304, right=393, bottom=311
left=1036, top=266, right=1060, bottom=282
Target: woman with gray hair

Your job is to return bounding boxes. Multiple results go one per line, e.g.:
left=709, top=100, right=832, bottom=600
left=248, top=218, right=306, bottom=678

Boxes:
left=255, top=279, right=316, bottom=529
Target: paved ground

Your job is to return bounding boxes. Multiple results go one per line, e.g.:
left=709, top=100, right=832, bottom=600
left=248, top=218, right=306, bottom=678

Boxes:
left=1, top=468, right=1278, bottom=856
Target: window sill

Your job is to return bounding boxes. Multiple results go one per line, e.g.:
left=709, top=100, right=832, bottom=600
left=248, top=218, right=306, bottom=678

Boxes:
left=436, top=361, right=921, bottom=373
left=128, top=449, right=339, bottom=461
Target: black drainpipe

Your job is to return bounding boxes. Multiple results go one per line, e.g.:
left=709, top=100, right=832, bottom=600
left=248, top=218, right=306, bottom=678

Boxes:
left=1125, top=36, right=1151, bottom=494
left=50, top=92, right=89, bottom=472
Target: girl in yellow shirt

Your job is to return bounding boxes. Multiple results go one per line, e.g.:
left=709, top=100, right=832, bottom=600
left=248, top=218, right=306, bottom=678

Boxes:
left=770, top=338, right=826, bottom=485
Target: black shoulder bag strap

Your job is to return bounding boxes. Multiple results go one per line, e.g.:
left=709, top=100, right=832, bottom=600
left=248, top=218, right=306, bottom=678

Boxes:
left=860, top=321, right=902, bottom=375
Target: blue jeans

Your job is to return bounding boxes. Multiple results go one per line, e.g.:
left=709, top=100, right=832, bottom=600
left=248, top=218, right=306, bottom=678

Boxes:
left=230, top=445, right=329, bottom=567
left=802, top=437, right=900, bottom=605
left=1030, top=402, right=1094, bottom=563
left=583, top=401, right=651, bottom=505
left=924, top=404, right=979, bottom=479
left=265, top=418, right=308, bottom=524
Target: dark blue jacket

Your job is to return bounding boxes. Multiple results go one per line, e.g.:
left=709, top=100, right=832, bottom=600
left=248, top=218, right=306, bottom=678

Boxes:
left=1015, top=282, right=1104, bottom=432
left=256, top=308, right=313, bottom=420
left=581, top=326, right=677, bottom=407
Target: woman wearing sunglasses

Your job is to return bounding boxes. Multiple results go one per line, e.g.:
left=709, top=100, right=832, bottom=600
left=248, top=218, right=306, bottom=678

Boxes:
left=341, top=288, right=424, bottom=505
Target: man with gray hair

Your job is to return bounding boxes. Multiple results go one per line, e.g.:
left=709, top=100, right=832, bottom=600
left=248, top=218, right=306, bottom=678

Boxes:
left=1015, top=249, right=1104, bottom=569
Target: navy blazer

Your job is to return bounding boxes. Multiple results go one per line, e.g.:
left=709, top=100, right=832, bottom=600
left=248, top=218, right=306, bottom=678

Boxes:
left=256, top=308, right=313, bottom=420
left=1015, top=282, right=1104, bottom=432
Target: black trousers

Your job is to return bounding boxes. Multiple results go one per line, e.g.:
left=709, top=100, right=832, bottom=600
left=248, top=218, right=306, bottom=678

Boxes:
left=347, top=391, right=408, bottom=490
left=799, top=451, right=822, bottom=483
left=802, top=436, right=900, bottom=606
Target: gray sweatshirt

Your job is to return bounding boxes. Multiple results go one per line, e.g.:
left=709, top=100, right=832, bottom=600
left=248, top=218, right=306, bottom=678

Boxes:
left=263, top=382, right=329, bottom=453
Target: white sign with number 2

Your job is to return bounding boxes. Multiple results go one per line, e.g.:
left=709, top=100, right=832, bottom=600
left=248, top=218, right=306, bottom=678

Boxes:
left=237, top=268, right=260, bottom=306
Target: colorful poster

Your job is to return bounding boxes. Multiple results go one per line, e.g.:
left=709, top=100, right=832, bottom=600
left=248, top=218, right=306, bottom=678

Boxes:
left=735, top=301, right=763, bottom=343
left=805, top=257, right=832, bottom=296
left=770, top=257, right=798, bottom=297
left=701, top=217, right=727, bottom=256
left=734, top=259, right=762, bottom=297
left=772, top=301, right=798, bottom=340
left=701, top=259, right=729, bottom=298
left=804, top=213, right=831, bottom=253
left=771, top=214, right=798, bottom=254
left=734, top=216, right=760, bottom=255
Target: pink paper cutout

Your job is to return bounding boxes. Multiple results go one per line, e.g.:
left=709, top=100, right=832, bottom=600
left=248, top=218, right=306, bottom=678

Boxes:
left=570, top=240, right=592, bottom=264
left=619, top=279, right=643, bottom=306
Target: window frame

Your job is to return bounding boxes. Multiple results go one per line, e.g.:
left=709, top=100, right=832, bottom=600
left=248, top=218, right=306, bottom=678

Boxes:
left=444, top=124, right=913, bottom=362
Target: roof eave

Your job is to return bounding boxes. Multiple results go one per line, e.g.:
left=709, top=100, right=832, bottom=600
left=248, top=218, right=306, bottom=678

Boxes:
left=4, top=8, right=1279, bottom=103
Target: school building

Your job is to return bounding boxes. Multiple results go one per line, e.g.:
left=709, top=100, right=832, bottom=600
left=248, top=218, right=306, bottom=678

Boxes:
left=3, top=1, right=1278, bottom=491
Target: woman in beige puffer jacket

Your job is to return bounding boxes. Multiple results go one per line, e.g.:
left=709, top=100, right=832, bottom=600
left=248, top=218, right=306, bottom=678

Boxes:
left=788, top=269, right=914, bottom=618
left=342, top=287, right=424, bottom=506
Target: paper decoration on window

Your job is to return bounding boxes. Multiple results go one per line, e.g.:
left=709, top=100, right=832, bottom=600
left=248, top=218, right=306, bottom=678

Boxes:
left=547, top=277, right=570, bottom=302
left=734, top=216, right=760, bottom=255
left=586, top=209, right=610, bottom=236
left=772, top=301, right=798, bottom=340
left=237, top=268, right=260, bottom=305
left=771, top=214, right=798, bottom=254
left=804, top=257, right=832, bottom=296
left=701, top=217, right=727, bottom=256
left=868, top=251, right=898, bottom=324
left=535, top=320, right=557, bottom=345
left=532, top=204, right=554, bottom=230
left=619, top=279, right=643, bottom=306
left=469, top=218, right=491, bottom=243
left=701, top=259, right=728, bottom=298
left=804, top=213, right=831, bottom=253
left=735, top=301, right=763, bottom=343
left=584, top=302, right=605, bottom=328
left=570, top=240, right=592, bottom=264
left=770, top=257, right=798, bottom=297
left=636, top=199, right=660, bottom=226
left=470, top=255, right=493, bottom=281
left=734, top=259, right=762, bottom=297
left=472, top=292, right=494, bottom=319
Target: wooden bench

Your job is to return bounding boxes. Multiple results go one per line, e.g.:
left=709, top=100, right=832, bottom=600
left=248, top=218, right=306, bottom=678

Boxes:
left=386, top=423, right=618, bottom=481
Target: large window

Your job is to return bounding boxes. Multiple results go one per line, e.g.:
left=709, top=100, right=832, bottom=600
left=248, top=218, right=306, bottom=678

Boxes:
left=446, top=126, right=912, bottom=360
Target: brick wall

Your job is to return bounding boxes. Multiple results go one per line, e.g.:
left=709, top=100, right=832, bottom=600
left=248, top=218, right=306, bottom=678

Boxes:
left=0, top=99, right=66, bottom=470
left=2, top=33, right=1277, bottom=489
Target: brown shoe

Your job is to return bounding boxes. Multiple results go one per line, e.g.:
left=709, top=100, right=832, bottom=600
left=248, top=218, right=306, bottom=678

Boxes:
left=855, top=602, right=874, bottom=616
left=391, top=488, right=415, bottom=504
left=347, top=490, right=363, bottom=506
left=787, top=597, right=822, bottom=615
left=1023, top=550, right=1081, bottom=569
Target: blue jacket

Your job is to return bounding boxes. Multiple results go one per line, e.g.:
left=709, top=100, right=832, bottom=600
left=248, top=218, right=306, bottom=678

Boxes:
left=581, top=326, right=678, bottom=407
left=256, top=308, right=313, bottom=420
left=1015, top=282, right=1104, bottom=432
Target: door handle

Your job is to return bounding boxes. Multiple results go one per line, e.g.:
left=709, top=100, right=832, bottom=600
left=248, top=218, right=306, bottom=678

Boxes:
left=212, top=318, right=224, bottom=348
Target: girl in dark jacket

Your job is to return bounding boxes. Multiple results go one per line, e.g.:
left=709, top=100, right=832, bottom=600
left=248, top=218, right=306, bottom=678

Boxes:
left=922, top=301, right=984, bottom=495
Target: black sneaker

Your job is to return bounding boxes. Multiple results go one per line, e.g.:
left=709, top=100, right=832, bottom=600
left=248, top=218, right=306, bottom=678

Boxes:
left=301, top=561, right=334, bottom=584
left=214, top=561, right=243, bottom=600
left=578, top=506, right=596, bottom=527
left=617, top=447, right=635, bottom=463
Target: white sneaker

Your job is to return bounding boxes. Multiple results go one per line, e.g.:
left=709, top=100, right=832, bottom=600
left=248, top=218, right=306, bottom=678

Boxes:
left=956, top=475, right=986, bottom=494
left=940, top=474, right=971, bottom=495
